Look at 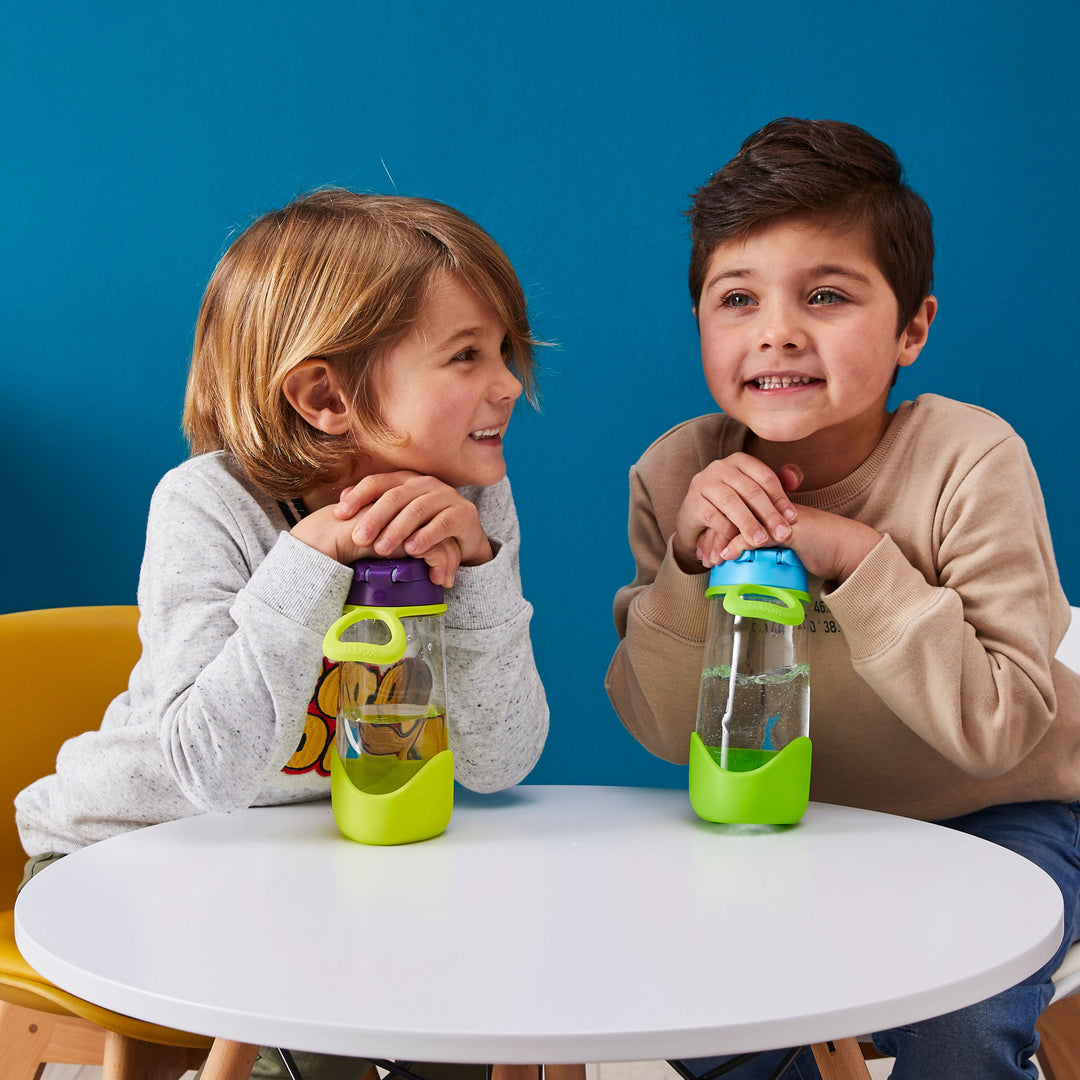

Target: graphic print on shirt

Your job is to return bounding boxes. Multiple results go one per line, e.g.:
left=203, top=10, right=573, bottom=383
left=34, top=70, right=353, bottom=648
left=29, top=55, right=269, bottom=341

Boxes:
left=805, top=598, right=841, bottom=637
left=283, top=657, right=339, bottom=776
left=282, top=656, right=444, bottom=775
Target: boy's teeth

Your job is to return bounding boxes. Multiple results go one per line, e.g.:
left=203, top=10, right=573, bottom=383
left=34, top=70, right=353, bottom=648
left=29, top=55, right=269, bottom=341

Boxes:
left=470, top=428, right=500, bottom=439
left=755, top=376, right=815, bottom=390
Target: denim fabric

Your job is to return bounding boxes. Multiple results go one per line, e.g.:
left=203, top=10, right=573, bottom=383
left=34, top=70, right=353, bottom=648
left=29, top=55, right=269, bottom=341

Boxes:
left=682, top=800, right=1080, bottom=1080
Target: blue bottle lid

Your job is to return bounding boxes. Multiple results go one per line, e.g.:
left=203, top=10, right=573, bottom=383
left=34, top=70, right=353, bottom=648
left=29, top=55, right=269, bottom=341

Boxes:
left=705, top=547, right=809, bottom=595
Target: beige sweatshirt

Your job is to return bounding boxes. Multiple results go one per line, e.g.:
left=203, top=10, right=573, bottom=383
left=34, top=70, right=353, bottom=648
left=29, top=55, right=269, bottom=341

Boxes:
left=605, top=394, right=1080, bottom=821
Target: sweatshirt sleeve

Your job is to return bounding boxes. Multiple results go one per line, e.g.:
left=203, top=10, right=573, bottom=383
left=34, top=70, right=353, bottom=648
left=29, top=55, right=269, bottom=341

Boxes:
left=605, top=462, right=711, bottom=763
left=825, top=435, right=1066, bottom=777
left=140, top=467, right=353, bottom=812
left=439, top=477, right=549, bottom=791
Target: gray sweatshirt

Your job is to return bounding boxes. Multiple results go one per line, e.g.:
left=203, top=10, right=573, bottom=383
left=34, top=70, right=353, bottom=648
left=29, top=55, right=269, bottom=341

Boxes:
left=16, top=452, right=549, bottom=855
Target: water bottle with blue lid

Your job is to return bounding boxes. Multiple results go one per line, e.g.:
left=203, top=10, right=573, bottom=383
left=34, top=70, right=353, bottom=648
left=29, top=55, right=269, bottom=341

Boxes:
left=689, top=547, right=812, bottom=825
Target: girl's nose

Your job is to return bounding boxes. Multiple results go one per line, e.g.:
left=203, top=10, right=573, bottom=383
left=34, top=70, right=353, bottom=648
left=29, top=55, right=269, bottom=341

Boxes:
left=491, top=363, right=523, bottom=402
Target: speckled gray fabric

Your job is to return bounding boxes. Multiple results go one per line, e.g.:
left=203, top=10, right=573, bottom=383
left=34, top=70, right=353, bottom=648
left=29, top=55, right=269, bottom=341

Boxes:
left=17, top=452, right=548, bottom=855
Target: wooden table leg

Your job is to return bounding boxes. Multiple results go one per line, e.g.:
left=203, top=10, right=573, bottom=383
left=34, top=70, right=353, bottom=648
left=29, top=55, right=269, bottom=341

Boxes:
left=197, top=1038, right=261, bottom=1080
left=811, top=1038, right=872, bottom=1080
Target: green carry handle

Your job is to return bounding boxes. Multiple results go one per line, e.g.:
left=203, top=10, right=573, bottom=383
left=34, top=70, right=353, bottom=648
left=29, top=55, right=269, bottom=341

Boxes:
left=706, top=583, right=810, bottom=627
left=323, top=603, right=446, bottom=665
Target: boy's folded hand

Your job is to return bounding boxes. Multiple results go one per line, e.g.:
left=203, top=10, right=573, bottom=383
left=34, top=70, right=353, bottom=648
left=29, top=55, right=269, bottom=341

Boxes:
left=674, top=453, right=800, bottom=573
left=780, top=505, right=883, bottom=586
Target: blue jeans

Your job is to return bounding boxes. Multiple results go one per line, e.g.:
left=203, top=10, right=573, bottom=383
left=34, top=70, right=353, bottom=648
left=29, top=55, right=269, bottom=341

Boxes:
left=682, top=800, right=1080, bottom=1080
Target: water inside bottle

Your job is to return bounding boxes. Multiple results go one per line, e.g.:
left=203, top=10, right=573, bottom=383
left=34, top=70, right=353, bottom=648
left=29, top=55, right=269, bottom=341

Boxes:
left=340, top=705, right=448, bottom=761
left=698, top=663, right=809, bottom=770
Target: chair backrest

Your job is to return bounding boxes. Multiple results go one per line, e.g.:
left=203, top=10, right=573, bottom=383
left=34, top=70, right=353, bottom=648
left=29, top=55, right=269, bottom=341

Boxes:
left=0, top=606, right=140, bottom=904
left=1056, top=606, right=1080, bottom=675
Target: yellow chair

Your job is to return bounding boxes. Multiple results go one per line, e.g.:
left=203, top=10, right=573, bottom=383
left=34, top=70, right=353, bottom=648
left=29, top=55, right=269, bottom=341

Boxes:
left=0, top=605, right=259, bottom=1080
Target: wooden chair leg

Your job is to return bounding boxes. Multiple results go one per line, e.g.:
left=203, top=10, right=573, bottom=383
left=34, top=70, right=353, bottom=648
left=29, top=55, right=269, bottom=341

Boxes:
left=491, top=1068, right=540, bottom=1080
left=543, top=1067, right=586, bottom=1080
left=0, top=999, right=108, bottom=1078
left=810, top=1038, right=873, bottom=1080
left=102, top=1028, right=210, bottom=1080
left=1036, top=994, right=1080, bottom=1080
left=198, top=1038, right=262, bottom=1080
left=0, top=1001, right=61, bottom=1080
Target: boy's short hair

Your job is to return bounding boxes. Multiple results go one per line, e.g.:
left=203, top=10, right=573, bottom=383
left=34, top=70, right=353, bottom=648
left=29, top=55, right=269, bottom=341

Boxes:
left=183, top=189, right=537, bottom=500
left=688, top=118, right=934, bottom=333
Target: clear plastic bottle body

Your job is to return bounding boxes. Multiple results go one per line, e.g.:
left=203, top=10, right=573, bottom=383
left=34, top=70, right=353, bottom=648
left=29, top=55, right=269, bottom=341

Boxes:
left=323, top=558, right=454, bottom=845
left=695, top=603, right=809, bottom=772
left=335, top=611, right=449, bottom=766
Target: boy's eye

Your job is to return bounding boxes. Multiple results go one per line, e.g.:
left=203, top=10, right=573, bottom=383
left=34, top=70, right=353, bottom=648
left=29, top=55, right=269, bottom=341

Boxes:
left=809, top=288, right=845, bottom=305
left=451, top=348, right=478, bottom=364
left=720, top=291, right=755, bottom=309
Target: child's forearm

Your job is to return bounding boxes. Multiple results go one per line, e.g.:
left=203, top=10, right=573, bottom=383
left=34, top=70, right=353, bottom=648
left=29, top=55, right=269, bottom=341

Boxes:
left=441, top=548, right=548, bottom=791
left=828, top=528, right=1064, bottom=778
left=150, top=533, right=351, bottom=811
left=608, top=540, right=712, bottom=763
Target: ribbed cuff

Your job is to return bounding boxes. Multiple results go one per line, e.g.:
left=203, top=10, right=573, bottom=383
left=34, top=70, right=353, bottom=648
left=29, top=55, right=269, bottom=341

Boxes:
left=826, top=534, right=939, bottom=659
left=243, top=532, right=354, bottom=632
left=634, top=538, right=711, bottom=643
left=444, top=542, right=528, bottom=630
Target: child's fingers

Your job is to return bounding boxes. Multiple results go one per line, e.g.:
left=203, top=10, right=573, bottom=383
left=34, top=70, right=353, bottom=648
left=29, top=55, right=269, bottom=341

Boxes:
left=777, top=463, right=804, bottom=494
left=402, top=505, right=489, bottom=567
left=696, top=525, right=740, bottom=567
left=420, top=538, right=462, bottom=589
left=722, top=455, right=800, bottom=529
left=335, top=483, right=370, bottom=520
left=718, top=535, right=751, bottom=563
left=400, top=508, right=461, bottom=557
left=367, top=492, right=455, bottom=556
left=336, top=471, right=418, bottom=521
left=349, top=481, right=434, bottom=547
left=713, top=477, right=795, bottom=546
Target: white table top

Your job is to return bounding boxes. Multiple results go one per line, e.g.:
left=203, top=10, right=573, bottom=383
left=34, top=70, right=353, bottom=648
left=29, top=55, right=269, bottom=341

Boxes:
left=15, top=785, right=1063, bottom=1064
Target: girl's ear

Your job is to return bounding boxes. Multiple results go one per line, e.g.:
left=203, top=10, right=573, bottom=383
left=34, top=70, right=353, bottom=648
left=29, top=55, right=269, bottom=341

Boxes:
left=283, top=360, right=351, bottom=435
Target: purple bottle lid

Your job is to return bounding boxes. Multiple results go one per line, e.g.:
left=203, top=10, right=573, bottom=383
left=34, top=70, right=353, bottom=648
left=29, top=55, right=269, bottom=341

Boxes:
left=345, top=558, right=444, bottom=608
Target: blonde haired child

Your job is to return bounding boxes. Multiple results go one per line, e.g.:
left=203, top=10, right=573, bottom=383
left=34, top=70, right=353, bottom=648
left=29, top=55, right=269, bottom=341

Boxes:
left=17, top=189, right=549, bottom=1079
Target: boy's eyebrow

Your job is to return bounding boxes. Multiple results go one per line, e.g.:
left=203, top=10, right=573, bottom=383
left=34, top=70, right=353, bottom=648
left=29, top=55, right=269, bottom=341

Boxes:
left=703, top=263, right=875, bottom=293
left=811, top=264, right=874, bottom=286
left=702, top=267, right=752, bottom=294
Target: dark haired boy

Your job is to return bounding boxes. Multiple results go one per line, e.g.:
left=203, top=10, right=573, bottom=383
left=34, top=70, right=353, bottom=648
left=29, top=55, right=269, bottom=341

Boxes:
left=606, top=118, right=1080, bottom=1078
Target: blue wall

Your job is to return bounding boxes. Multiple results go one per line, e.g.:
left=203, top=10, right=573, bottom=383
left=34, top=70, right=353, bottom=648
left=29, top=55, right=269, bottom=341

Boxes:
left=5, top=2, right=1078, bottom=789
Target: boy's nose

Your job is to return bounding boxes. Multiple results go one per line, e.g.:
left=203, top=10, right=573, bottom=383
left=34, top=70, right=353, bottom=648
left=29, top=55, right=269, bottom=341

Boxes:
left=758, top=305, right=807, bottom=351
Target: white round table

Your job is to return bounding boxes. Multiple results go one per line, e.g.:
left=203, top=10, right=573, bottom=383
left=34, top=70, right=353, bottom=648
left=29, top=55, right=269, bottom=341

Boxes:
left=14, top=786, right=1063, bottom=1064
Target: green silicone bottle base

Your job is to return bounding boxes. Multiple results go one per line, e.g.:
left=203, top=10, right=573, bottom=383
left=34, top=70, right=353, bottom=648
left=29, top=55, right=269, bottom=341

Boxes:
left=688, top=732, right=812, bottom=825
left=330, top=747, right=454, bottom=845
